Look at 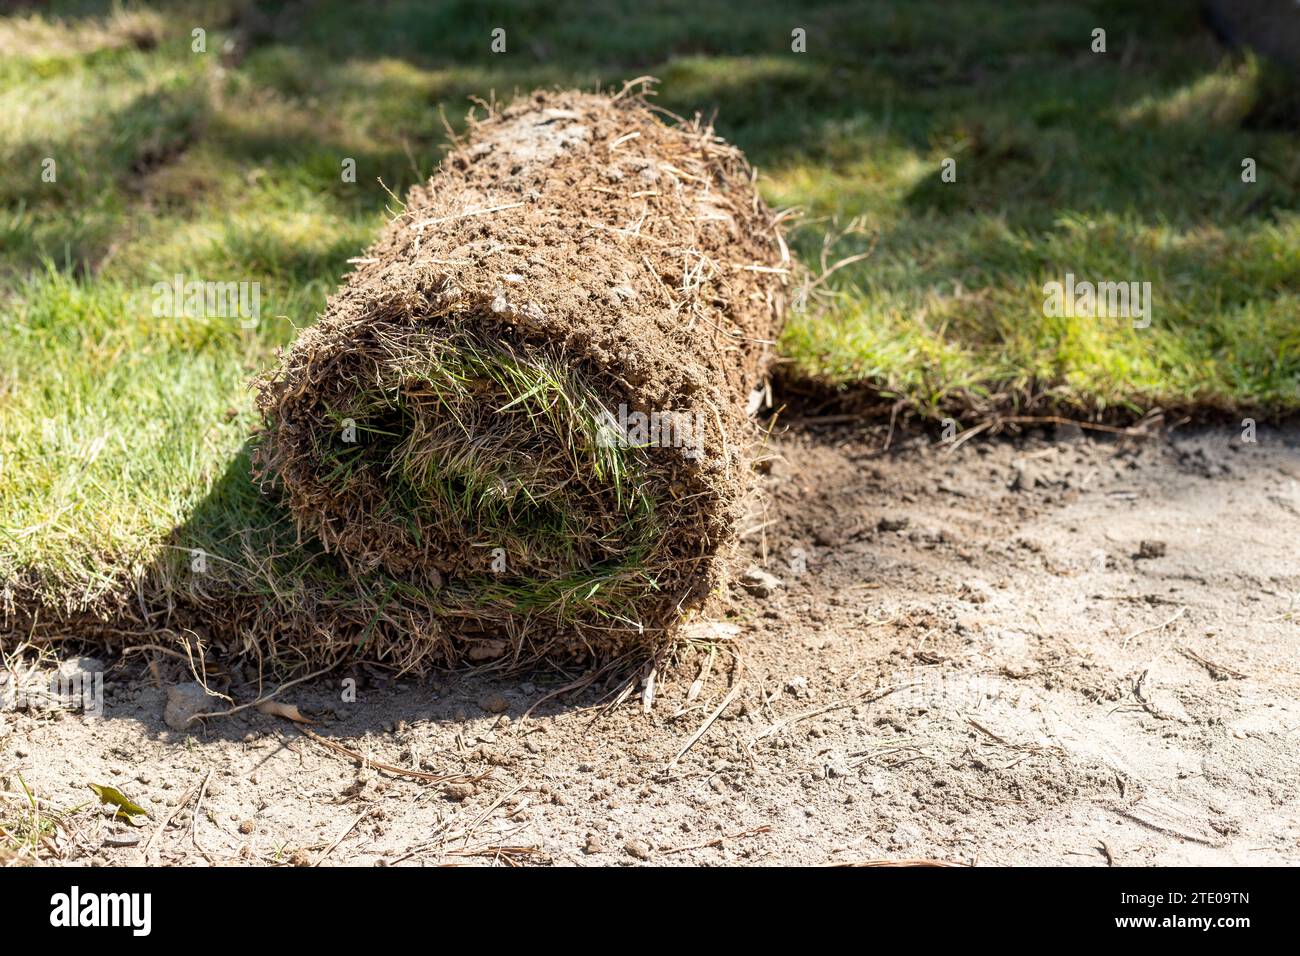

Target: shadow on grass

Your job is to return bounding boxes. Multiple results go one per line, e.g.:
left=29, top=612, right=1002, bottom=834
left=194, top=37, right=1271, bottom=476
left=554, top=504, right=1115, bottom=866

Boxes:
left=95, top=444, right=622, bottom=740
left=137, top=438, right=662, bottom=684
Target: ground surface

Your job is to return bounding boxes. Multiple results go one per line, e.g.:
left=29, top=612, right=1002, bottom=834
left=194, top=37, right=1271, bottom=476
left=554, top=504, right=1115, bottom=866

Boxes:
left=5, top=422, right=1297, bottom=866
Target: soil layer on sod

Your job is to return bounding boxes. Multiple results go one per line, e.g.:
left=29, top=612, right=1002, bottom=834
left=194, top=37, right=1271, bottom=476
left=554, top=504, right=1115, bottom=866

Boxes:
left=248, top=87, right=788, bottom=666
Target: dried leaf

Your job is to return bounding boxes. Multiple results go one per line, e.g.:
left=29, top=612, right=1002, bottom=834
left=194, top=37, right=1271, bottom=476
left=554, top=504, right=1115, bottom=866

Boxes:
left=680, top=621, right=741, bottom=642
left=467, top=640, right=508, bottom=661
left=256, top=700, right=314, bottom=724
left=641, top=667, right=657, bottom=714
left=89, top=784, right=149, bottom=824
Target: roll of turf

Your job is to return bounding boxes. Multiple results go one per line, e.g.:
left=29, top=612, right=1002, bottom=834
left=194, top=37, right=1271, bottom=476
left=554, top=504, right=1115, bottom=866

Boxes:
left=254, top=87, right=787, bottom=664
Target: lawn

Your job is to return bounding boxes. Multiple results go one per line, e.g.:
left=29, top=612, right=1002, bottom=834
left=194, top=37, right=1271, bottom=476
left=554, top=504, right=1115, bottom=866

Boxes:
left=1, top=0, right=1297, bottom=623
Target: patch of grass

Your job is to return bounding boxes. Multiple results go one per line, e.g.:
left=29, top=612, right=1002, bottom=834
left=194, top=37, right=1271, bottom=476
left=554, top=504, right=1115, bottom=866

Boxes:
left=0, top=775, right=75, bottom=865
left=0, top=267, right=261, bottom=608
left=2, top=0, right=1298, bottom=624
left=300, top=334, right=666, bottom=625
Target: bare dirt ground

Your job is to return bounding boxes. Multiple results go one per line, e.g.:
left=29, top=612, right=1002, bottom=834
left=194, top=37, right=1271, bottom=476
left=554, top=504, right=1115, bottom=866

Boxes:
left=5, top=422, right=1299, bottom=866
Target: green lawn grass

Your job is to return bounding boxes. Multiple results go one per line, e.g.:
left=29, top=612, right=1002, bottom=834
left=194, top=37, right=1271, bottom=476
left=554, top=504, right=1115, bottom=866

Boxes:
left=2, top=0, right=1298, bottom=618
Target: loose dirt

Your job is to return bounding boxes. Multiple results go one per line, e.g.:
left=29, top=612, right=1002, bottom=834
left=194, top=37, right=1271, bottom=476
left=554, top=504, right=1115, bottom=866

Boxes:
left=6, top=422, right=1297, bottom=865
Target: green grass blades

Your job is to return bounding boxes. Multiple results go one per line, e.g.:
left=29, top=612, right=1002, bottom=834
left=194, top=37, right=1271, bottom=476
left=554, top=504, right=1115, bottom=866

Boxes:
left=307, top=333, right=665, bottom=624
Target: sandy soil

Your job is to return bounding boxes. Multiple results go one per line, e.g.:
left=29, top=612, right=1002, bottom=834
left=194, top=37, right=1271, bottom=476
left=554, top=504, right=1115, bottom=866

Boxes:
left=4, top=421, right=1299, bottom=866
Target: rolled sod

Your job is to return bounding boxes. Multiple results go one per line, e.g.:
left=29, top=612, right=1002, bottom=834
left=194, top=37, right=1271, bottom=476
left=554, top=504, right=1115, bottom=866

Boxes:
left=254, top=87, right=788, bottom=665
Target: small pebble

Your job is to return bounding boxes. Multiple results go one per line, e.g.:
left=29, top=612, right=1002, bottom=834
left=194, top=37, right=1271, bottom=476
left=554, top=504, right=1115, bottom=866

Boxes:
left=1137, top=539, right=1167, bottom=559
left=624, top=838, right=652, bottom=860
left=443, top=782, right=476, bottom=802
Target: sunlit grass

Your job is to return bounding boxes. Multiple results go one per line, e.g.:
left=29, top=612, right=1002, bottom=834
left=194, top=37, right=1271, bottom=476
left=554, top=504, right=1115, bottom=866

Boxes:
left=0, top=268, right=258, bottom=607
